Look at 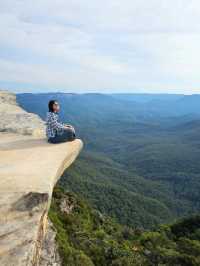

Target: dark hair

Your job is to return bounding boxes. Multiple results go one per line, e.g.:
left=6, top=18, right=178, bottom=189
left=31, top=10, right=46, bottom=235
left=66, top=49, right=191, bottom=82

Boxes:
left=48, top=100, right=58, bottom=112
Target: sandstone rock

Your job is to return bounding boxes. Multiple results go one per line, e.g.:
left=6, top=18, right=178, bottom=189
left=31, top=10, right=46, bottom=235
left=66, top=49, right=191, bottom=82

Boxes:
left=0, top=90, right=83, bottom=266
left=59, top=195, right=75, bottom=214
left=0, top=90, right=45, bottom=137
left=39, top=219, right=61, bottom=266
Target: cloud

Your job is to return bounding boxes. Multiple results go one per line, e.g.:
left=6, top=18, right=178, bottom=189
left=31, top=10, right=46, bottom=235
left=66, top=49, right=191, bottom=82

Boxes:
left=0, top=0, right=200, bottom=93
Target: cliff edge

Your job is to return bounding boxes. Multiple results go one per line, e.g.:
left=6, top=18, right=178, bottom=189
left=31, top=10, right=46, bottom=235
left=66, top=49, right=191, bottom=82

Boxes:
left=0, top=90, right=83, bottom=266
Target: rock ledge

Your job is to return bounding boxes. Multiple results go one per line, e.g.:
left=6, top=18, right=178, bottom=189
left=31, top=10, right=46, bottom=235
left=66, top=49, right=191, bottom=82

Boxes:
left=0, top=90, right=83, bottom=265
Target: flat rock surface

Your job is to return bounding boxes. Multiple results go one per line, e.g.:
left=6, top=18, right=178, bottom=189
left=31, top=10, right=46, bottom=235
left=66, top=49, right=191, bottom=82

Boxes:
left=0, top=132, right=83, bottom=265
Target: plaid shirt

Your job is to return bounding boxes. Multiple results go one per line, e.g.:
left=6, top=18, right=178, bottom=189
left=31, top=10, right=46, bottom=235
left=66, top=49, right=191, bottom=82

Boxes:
left=45, top=111, right=66, bottom=138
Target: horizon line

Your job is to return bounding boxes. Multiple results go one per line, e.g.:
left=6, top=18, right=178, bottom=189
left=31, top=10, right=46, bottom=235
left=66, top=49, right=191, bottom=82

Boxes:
left=15, top=91, right=200, bottom=96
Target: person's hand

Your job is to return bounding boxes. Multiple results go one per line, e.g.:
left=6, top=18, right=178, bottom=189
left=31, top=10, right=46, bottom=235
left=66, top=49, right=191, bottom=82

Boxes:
left=64, top=124, right=74, bottom=130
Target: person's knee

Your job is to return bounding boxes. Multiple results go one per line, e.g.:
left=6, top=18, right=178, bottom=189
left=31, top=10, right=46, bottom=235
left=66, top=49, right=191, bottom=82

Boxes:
left=62, top=128, right=75, bottom=140
left=67, top=126, right=75, bottom=134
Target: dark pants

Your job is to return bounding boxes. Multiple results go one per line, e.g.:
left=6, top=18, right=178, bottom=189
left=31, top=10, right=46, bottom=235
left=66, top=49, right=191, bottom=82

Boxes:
left=48, top=127, right=76, bottom=144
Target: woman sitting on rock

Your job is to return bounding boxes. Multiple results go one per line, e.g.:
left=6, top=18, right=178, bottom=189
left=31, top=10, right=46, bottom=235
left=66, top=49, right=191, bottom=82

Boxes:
left=46, top=100, right=76, bottom=143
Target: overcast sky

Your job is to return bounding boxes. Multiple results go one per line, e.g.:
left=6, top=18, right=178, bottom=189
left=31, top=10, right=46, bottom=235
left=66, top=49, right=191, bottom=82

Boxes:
left=0, top=0, right=200, bottom=94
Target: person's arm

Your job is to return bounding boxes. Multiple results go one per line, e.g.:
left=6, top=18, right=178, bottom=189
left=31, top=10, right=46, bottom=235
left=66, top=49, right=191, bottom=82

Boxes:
left=64, top=123, right=72, bottom=127
left=49, top=113, right=66, bottom=130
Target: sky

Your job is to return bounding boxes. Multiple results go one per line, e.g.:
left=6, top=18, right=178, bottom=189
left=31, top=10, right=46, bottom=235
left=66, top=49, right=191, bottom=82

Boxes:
left=0, top=0, right=200, bottom=94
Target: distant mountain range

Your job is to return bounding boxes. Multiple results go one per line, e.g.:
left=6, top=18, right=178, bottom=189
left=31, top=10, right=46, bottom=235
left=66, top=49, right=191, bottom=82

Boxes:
left=17, top=92, right=200, bottom=122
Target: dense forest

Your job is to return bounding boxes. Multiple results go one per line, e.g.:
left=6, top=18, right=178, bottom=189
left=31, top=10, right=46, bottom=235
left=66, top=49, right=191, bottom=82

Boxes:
left=50, top=185, right=200, bottom=266
left=18, top=93, right=200, bottom=229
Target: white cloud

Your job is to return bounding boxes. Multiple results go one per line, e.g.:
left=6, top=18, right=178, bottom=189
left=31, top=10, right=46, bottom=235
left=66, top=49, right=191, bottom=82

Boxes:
left=0, top=0, right=200, bottom=93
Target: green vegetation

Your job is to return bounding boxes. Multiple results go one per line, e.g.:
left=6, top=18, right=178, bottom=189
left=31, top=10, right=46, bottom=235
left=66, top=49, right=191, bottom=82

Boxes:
left=139, top=215, right=200, bottom=266
left=49, top=186, right=200, bottom=266
left=49, top=186, right=145, bottom=266
left=59, top=151, right=174, bottom=229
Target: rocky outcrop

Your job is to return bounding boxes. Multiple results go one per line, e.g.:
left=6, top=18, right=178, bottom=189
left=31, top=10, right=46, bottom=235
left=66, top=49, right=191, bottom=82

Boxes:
left=0, top=90, right=83, bottom=266
left=0, top=90, right=45, bottom=137
left=38, top=220, right=61, bottom=266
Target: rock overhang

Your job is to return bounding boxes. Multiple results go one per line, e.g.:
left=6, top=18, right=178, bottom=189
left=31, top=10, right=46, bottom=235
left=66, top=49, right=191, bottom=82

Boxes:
left=0, top=90, right=83, bottom=265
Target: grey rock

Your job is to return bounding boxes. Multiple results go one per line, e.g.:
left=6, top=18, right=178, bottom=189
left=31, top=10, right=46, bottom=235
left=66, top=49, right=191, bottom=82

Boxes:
left=0, top=90, right=45, bottom=137
left=39, top=219, right=61, bottom=266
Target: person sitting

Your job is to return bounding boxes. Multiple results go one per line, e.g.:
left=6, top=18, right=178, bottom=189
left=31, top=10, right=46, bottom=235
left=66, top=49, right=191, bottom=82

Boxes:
left=46, top=100, right=76, bottom=144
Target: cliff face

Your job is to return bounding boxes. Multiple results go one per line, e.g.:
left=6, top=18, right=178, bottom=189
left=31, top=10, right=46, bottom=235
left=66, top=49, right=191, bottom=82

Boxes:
left=0, top=90, right=83, bottom=266
left=38, top=220, right=61, bottom=266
